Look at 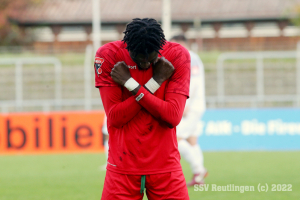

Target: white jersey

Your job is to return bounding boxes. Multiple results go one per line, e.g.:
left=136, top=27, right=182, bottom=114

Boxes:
left=187, top=51, right=206, bottom=115
left=177, top=51, right=206, bottom=138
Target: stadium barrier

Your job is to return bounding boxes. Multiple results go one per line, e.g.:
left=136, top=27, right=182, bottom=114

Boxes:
left=0, top=111, right=105, bottom=154
left=1, top=48, right=300, bottom=113
left=199, top=109, right=300, bottom=151
left=1, top=109, right=299, bottom=154
left=209, top=49, right=300, bottom=107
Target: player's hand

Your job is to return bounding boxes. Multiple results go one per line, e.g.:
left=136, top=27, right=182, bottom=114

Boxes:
left=111, top=61, right=131, bottom=85
left=152, top=57, right=175, bottom=85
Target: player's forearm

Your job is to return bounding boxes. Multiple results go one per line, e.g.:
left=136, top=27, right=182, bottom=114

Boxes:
left=108, top=97, right=142, bottom=128
left=134, top=87, right=186, bottom=128
left=99, top=87, right=142, bottom=128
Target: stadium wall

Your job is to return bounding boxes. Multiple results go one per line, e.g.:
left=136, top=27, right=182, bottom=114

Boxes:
left=199, top=109, right=300, bottom=151
left=30, top=36, right=300, bottom=53
left=1, top=109, right=300, bottom=154
left=0, top=111, right=105, bottom=154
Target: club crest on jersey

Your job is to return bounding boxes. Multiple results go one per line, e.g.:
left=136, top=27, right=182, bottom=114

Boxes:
left=94, top=57, right=104, bottom=76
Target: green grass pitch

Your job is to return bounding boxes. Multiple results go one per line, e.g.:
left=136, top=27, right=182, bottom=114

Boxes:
left=0, top=151, right=299, bottom=200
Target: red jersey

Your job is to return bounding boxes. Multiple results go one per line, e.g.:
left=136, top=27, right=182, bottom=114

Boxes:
left=95, top=40, right=190, bottom=175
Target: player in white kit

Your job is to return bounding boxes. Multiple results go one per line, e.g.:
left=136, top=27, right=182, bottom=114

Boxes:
left=170, top=35, right=208, bottom=186
left=101, top=115, right=109, bottom=170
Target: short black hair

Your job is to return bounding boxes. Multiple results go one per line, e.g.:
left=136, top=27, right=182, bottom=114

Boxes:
left=170, top=34, right=187, bottom=42
left=123, top=18, right=166, bottom=57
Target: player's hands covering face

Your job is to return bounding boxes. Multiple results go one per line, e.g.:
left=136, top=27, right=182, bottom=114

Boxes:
left=152, top=57, right=175, bottom=85
left=111, top=61, right=131, bottom=86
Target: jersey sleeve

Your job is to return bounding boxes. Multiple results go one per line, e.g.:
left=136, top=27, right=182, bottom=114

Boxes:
left=99, top=87, right=142, bottom=128
left=134, top=86, right=187, bottom=128
left=165, top=46, right=191, bottom=97
left=94, top=45, right=119, bottom=87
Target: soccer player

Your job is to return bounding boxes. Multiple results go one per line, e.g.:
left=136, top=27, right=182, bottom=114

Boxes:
left=94, top=18, right=190, bottom=199
left=170, top=35, right=208, bottom=186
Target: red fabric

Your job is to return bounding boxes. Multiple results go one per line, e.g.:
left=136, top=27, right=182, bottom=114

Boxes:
left=134, top=86, right=186, bottom=128
left=101, top=170, right=189, bottom=200
left=95, top=40, right=191, bottom=175
left=101, top=170, right=144, bottom=200
left=99, top=87, right=142, bottom=128
left=99, top=86, right=186, bottom=129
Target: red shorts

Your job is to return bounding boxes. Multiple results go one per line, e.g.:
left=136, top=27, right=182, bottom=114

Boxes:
left=101, top=170, right=189, bottom=200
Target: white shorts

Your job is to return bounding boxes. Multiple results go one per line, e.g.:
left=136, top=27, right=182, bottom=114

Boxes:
left=102, top=115, right=109, bottom=135
left=102, top=124, right=108, bottom=135
left=176, top=112, right=204, bottom=139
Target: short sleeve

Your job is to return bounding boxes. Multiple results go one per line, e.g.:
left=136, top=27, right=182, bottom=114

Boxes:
left=165, top=46, right=191, bottom=97
left=94, top=45, right=118, bottom=87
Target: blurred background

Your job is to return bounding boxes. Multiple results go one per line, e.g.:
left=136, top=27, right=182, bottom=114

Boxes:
left=0, top=0, right=300, bottom=200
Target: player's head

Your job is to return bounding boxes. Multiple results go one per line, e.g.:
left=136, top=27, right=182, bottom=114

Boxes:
left=123, top=18, right=166, bottom=70
left=170, top=34, right=188, bottom=48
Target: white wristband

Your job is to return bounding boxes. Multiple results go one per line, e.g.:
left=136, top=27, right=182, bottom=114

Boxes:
left=145, top=78, right=160, bottom=93
left=124, top=78, right=139, bottom=91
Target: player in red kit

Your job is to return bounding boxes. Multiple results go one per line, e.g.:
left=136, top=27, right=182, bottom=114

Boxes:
left=95, top=18, right=190, bottom=199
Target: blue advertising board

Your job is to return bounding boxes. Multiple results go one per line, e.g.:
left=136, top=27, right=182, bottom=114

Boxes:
left=198, top=109, right=300, bottom=151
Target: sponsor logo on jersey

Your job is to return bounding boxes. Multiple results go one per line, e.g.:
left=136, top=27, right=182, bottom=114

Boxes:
left=94, top=57, right=104, bottom=76
left=127, top=65, right=136, bottom=69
